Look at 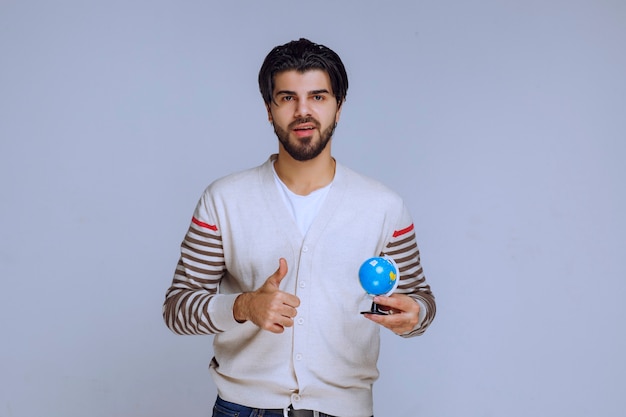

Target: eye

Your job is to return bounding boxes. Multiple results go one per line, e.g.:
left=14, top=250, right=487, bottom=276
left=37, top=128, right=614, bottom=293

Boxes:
left=282, top=96, right=294, bottom=102
left=313, top=95, right=324, bottom=101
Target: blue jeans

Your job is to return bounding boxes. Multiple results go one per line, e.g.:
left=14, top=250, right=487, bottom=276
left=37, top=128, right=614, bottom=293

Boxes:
left=212, top=396, right=285, bottom=417
left=211, top=396, right=372, bottom=417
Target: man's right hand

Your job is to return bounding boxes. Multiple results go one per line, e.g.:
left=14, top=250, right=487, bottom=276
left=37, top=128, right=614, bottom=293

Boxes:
left=233, top=258, right=301, bottom=333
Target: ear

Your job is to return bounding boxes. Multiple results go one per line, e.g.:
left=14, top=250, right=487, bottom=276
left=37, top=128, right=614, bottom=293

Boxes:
left=335, top=100, right=344, bottom=124
left=265, top=103, right=273, bottom=123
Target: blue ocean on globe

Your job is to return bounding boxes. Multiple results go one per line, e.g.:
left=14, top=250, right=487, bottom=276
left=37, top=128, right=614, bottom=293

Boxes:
left=358, top=256, right=399, bottom=296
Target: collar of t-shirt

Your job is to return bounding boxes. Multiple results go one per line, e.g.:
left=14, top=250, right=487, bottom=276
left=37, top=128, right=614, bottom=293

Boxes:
left=272, top=163, right=333, bottom=237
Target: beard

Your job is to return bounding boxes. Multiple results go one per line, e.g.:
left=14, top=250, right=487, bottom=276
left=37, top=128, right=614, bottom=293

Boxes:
left=273, top=117, right=337, bottom=161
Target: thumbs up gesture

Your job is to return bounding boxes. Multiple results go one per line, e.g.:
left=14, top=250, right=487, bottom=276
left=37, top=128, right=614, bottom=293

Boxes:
left=233, top=258, right=301, bottom=333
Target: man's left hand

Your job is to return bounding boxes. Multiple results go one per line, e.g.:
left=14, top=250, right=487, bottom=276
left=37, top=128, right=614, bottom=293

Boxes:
left=364, top=294, right=420, bottom=335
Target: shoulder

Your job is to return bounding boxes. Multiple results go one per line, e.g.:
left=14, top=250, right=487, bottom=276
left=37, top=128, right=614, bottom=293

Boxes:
left=336, top=162, right=404, bottom=205
left=202, top=158, right=272, bottom=197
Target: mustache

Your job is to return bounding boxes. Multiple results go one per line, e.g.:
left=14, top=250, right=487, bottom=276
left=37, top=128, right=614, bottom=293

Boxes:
left=288, top=117, right=320, bottom=130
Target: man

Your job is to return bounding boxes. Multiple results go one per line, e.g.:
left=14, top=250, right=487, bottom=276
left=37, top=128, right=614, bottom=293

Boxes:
left=163, top=38, right=435, bottom=417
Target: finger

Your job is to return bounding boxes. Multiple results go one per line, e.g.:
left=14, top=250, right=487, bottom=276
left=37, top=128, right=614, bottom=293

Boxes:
left=374, top=294, right=418, bottom=313
left=265, top=311, right=294, bottom=333
left=266, top=258, right=288, bottom=288
left=266, top=323, right=285, bottom=334
left=281, top=304, right=298, bottom=319
left=364, top=313, right=411, bottom=334
left=372, top=295, right=399, bottom=309
left=279, top=315, right=295, bottom=329
left=269, top=291, right=300, bottom=309
left=282, top=293, right=301, bottom=308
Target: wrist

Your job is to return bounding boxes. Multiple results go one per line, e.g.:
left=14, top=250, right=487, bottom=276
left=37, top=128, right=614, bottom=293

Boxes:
left=233, top=293, right=250, bottom=323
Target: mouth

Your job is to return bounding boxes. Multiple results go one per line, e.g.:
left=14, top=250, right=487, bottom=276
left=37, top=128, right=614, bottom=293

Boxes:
left=292, top=122, right=317, bottom=137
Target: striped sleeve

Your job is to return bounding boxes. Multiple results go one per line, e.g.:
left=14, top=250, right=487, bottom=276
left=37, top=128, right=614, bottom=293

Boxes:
left=162, top=213, right=227, bottom=335
left=381, top=215, right=436, bottom=337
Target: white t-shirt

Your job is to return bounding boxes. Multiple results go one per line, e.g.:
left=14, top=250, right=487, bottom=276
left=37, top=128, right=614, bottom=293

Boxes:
left=272, top=163, right=332, bottom=236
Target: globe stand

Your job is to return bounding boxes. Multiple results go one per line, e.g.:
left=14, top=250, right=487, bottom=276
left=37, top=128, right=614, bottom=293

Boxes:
left=360, top=300, right=392, bottom=315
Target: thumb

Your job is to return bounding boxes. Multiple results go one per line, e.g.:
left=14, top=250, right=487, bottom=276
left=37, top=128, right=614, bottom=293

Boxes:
left=266, top=258, right=288, bottom=289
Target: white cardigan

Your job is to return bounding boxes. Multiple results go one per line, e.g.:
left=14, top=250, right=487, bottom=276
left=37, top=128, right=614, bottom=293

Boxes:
left=164, top=155, right=435, bottom=417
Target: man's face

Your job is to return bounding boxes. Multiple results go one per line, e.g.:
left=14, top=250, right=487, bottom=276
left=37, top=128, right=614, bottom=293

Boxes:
left=267, top=69, right=342, bottom=161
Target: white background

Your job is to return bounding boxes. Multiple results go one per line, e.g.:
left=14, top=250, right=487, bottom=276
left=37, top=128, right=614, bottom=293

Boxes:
left=1, top=1, right=625, bottom=416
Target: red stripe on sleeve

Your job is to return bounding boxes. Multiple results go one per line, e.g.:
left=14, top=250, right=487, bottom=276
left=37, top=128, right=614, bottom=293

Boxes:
left=192, top=217, right=218, bottom=231
left=392, top=223, right=414, bottom=238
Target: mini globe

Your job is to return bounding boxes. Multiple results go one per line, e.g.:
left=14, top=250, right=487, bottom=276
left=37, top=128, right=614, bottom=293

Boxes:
left=358, top=256, right=399, bottom=296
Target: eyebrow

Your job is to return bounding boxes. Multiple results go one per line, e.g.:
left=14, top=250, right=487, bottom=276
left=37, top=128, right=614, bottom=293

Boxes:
left=275, top=89, right=332, bottom=96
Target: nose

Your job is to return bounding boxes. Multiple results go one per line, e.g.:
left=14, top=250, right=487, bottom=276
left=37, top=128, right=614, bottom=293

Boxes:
left=294, top=98, right=311, bottom=118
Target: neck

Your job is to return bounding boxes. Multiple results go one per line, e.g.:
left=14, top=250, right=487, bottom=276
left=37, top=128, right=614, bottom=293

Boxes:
left=274, top=147, right=336, bottom=196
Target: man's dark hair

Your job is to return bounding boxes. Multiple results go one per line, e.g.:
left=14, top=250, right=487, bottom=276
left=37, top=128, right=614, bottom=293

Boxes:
left=258, top=38, right=348, bottom=106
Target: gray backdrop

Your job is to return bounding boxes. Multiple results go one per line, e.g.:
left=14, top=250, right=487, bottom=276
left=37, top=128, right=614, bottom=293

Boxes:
left=1, top=1, right=625, bottom=416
